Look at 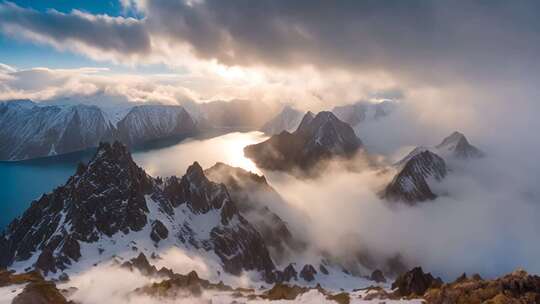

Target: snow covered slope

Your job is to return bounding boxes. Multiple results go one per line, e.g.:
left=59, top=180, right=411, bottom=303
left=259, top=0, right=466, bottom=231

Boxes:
left=0, top=100, right=115, bottom=160
left=0, top=100, right=199, bottom=160
left=383, top=151, right=447, bottom=204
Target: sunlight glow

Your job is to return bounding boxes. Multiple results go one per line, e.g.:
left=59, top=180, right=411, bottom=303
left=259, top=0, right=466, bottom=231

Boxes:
left=133, top=132, right=268, bottom=177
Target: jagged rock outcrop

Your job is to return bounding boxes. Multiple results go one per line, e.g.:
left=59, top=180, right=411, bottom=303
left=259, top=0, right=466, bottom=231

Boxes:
left=424, top=269, right=540, bottom=304
left=436, top=131, right=484, bottom=159
left=244, top=111, right=362, bottom=172
left=392, top=267, right=443, bottom=297
left=383, top=151, right=447, bottom=204
left=135, top=269, right=234, bottom=298
left=299, top=264, right=318, bottom=282
left=272, top=263, right=298, bottom=283
left=260, top=106, right=305, bottom=135
left=370, top=269, right=387, bottom=283
left=0, top=141, right=276, bottom=281
left=0, top=269, right=71, bottom=304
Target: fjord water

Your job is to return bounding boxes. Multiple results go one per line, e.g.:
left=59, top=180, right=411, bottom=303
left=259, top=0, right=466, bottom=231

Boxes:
left=0, top=132, right=266, bottom=229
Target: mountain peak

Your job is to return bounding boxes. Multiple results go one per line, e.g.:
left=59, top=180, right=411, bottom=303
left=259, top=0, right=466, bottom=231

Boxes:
left=245, top=111, right=361, bottom=173
left=436, top=131, right=484, bottom=159
left=383, top=150, right=447, bottom=204
left=438, top=131, right=467, bottom=146
left=295, top=111, right=315, bottom=133
left=185, top=161, right=206, bottom=181
left=94, top=141, right=131, bottom=161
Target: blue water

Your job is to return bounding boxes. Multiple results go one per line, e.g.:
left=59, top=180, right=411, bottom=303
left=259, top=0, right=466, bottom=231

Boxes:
left=0, top=150, right=95, bottom=229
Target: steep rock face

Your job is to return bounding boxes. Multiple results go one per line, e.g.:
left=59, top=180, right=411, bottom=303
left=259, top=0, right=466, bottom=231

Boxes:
left=204, top=163, right=302, bottom=262
left=0, top=142, right=276, bottom=281
left=116, top=105, right=197, bottom=146
left=383, top=151, right=447, bottom=204
left=244, top=111, right=362, bottom=172
left=260, top=106, right=305, bottom=135
left=436, top=131, right=484, bottom=159
left=0, top=100, right=115, bottom=160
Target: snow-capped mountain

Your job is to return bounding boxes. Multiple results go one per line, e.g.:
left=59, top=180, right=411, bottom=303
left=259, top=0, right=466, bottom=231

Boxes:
left=383, top=151, right=447, bottom=204
left=260, top=106, right=305, bottom=135
left=435, top=131, right=484, bottom=159
left=0, top=100, right=116, bottom=160
left=332, top=100, right=397, bottom=128
left=116, top=105, right=197, bottom=146
left=244, top=111, right=362, bottom=172
left=394, top=132, right=484, bottom=166
left=0, top=100, right=199, bottom=160
left=0, top=141, right=277, bottom=281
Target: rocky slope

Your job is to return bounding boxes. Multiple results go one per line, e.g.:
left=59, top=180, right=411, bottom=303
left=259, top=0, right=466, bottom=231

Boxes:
left=383, top=151, right=447, bottom=204
left=244, top=111, right=362, bottom=172
left=260, top=106, right=305, bottom=135
left=0, top=100, right=199, bottom=160
left=0, top=141, right=276, bottom=281
left=205, top=162, right=304, bottom=262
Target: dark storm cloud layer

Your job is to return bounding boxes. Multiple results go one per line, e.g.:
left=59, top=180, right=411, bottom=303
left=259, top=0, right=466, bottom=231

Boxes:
left=2, top=0, right=540, bottom=82
left=0, top=2, right=150, bottom=56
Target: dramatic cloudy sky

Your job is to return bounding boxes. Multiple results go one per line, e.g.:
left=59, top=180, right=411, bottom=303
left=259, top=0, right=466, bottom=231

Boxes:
left=0, top=0, right=539, bottom=146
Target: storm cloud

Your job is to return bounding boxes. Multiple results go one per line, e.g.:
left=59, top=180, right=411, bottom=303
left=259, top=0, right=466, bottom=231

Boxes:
left=2, top=0, right=540, bottom=84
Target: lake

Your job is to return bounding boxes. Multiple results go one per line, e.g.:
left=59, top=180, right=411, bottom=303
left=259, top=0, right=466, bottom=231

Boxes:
left=0, top=132, right=267, bottom=229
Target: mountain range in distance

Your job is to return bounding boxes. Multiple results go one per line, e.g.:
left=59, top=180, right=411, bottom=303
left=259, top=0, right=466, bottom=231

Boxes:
left=0, top=99, right=282, bottom=161
left=0, top=98, right=398, bottom=161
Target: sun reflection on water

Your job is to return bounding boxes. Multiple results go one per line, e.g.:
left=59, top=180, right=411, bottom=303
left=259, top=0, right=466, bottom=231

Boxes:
left=133, top=132, right=268, bottom=178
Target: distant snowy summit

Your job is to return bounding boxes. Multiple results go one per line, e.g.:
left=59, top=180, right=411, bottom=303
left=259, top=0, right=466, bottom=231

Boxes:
left=436, top=131, right=485, bottom=159
left=0, top=100, right=198, bottom=161
left=245, top=111, right=362, bottom=172
left=382, top=131, right=484, bottom=204
left=382, top=151, right=448, bottom=204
